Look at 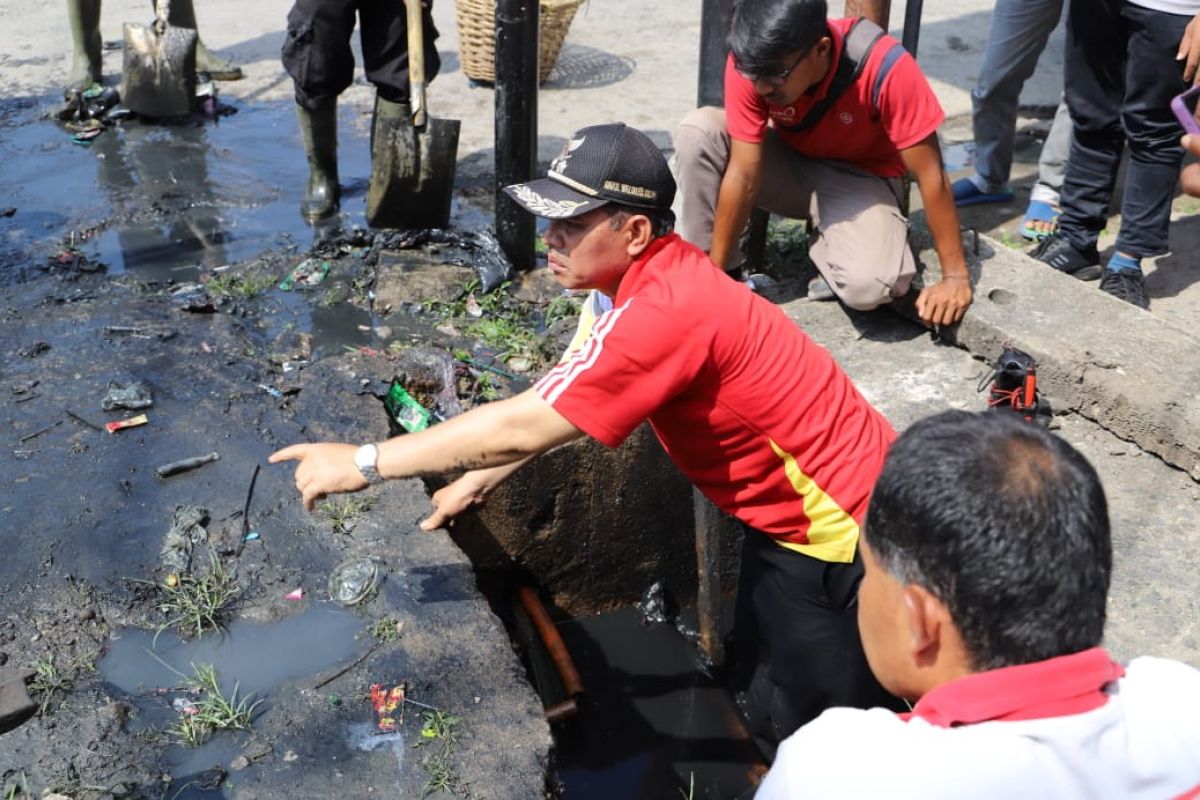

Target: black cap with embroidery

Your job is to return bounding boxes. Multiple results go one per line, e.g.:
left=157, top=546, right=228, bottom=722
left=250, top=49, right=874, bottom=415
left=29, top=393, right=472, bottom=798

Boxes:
left=503, top=123, right=676, bottom=219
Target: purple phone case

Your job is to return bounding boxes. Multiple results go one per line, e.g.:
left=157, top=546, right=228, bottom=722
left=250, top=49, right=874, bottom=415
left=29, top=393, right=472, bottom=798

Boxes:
left=1172, top=86, right=1200, bottom=135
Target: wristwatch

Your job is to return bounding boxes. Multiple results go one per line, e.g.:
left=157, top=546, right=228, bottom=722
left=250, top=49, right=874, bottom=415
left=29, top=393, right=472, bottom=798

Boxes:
left=354, top=443, right=382, bottom=484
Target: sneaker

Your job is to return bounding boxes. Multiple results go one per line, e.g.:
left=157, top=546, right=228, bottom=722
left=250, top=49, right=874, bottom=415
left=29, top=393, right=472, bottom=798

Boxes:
left=1030, top=234, right=1101, bottom=281
left=807, top=275, right=836, bottom=302
left=1099, top=269, right=1149, bottom=309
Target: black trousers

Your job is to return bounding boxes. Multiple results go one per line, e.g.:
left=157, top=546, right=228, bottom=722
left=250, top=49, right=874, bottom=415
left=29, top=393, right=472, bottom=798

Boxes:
left=281, top=0, right=441, bottom=110
left=731, top=527, right=905, bottom=763
left=1059, top=0, right=1190, bottom=257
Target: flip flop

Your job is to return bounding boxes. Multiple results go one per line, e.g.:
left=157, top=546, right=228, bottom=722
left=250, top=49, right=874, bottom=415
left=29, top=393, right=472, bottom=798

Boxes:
left=952, top=177, right=1015, bottom=207
left=1021, top=200, right=1060, bottom=241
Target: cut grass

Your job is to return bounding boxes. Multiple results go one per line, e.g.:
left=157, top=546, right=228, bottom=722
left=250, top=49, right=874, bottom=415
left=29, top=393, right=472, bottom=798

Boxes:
left=157, top=551, right=239, bottom=641
left=320, top=495, right=376, bottom=534
left=170, top=663, right=262, bottom=747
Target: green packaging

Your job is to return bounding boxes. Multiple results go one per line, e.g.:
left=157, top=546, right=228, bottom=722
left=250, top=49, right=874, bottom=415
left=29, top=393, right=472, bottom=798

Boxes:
left=384, top=380, right=433, bottom=433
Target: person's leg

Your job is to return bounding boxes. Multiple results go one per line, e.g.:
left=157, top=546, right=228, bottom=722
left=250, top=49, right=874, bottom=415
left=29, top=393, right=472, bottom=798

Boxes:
left=957, top=0, right=1064, bottom=203
left=1097, top=3, right=1191, bottom=309
left=66, top=0, right=102, bottom=95
left=799, top=160, right=915, bottom=310
left=161, top=0, right=243, bottom=80
left=732, top=529, right=904, bottom=762
left=281, top=0, right=358, bottom=221
left=359, top=0, right=441, bottom=107
left=1033, top=0, right=1124, bottom=279
left=1023, top=95, right=1072, bottom=239
left=673, top=108, right=813, bottom=262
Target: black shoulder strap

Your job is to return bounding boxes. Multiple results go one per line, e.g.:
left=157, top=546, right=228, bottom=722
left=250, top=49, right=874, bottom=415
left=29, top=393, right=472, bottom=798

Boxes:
left=777, top=18, right=904, bottom=132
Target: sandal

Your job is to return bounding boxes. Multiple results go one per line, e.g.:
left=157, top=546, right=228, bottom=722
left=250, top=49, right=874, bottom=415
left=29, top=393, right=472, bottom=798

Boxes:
left=1021, top=200, right=1060, bottom=241
left=951, top=177, right=1015, bottom=207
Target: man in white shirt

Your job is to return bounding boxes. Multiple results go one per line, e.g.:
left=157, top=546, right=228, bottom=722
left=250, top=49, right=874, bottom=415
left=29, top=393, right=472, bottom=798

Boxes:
left=756, top=410, right=1200, bottom=799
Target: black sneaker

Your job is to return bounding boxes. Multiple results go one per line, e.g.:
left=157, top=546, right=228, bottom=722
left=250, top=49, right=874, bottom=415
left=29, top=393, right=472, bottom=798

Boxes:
left=1030, top=234, right=1101, bottom=281
left=1099, top=269, right=1149, bottom=309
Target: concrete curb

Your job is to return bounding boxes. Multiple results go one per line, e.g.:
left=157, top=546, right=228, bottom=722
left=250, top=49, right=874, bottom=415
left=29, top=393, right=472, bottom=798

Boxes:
left=910, top=227, right=1200, bottom=480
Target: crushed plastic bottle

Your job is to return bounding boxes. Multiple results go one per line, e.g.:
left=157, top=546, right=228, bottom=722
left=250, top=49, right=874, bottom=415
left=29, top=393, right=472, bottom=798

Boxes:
left=328, top=558, right=380, bottom=607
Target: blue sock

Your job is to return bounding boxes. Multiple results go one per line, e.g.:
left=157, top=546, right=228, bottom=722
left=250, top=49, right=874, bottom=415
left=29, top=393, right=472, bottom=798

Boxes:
left=1107, top=252, right=1141, bottom=274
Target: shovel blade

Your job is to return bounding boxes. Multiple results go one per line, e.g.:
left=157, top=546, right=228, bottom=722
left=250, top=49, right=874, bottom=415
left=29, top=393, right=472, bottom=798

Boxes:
left=121, top=21, right=197, bottom=118
left=366, top=116, right=461, bottom=230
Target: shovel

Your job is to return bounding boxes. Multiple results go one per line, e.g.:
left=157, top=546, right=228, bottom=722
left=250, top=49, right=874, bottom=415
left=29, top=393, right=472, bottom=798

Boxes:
left=365, top=0, right=461, bottom=229
left=122, top=0, right=197, bottom=118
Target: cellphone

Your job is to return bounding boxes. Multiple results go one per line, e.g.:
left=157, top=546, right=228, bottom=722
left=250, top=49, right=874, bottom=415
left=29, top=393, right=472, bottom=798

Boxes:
left=1172, top=84, right=1200, bottom=135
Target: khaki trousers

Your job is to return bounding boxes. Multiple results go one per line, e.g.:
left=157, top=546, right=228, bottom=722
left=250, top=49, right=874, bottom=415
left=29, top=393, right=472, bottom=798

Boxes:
left=674, top=106, right=916, bottom=311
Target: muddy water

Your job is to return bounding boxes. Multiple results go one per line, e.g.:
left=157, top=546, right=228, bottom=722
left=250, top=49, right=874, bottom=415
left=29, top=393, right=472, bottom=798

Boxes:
left=99, top=603, right=365, bottom=797
left=551, top=607, right=760, bottom=800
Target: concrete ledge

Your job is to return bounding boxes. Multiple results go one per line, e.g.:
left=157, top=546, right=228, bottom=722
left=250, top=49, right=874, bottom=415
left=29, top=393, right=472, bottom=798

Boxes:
left=912, top=226, right=1200, bottom=479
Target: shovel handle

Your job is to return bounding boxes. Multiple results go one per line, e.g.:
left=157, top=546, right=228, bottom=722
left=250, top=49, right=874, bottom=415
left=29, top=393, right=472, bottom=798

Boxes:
left=154, top=0, right=170, bottom=32
left=404, top=0, right=428, bottom=127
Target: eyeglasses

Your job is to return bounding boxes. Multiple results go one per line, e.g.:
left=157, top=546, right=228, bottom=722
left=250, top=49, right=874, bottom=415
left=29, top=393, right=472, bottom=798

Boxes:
left=735, top=50, right=807, bottom=88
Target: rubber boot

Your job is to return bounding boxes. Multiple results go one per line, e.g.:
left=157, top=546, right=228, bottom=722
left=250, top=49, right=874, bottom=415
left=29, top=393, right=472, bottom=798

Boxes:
left=370, top=95, right=411, bottom=157
left=297, top=101, right=339, bottom=223
left=66, top=0, right=103, bottom=97
left=157, top=0, right=244, bottom=80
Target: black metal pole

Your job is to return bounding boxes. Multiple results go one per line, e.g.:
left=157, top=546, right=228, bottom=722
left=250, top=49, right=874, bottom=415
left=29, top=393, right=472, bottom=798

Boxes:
left=901, top=0, right=923, bottom=57
left=697, top=0, right=733, bottom=108
left=495, top=0, right=538, bottom=271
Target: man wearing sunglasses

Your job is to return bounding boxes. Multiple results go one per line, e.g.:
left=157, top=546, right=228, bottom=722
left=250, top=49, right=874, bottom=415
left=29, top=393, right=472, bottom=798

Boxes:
left=675, top=0, right=972, bottom=328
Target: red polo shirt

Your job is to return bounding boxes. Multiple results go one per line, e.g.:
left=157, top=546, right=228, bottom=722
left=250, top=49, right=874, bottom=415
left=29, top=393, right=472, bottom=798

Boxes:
left=725, top=18, right=945, bottom=177
left=534, top=234, right=894, bottom=563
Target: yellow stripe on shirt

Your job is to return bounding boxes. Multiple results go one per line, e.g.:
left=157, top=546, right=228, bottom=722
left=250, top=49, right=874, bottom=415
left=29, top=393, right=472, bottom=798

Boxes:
left=768, top=439, right=860, bottom=563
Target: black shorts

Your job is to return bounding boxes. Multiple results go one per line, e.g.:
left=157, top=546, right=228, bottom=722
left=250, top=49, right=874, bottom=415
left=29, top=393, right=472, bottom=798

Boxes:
left=731, top=526, right=906, bottom=761
left=281, top=0, right=441, bottom=110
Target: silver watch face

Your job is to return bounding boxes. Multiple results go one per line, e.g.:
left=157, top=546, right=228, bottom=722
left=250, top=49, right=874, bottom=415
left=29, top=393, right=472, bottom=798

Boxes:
left=356, top=444, right=380, bottom=481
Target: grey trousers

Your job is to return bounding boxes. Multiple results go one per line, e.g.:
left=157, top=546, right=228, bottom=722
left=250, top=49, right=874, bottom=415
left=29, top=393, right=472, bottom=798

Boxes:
left=971, top=0, right=1072, bottom=205
left=674, top=107, right=916, bottom=311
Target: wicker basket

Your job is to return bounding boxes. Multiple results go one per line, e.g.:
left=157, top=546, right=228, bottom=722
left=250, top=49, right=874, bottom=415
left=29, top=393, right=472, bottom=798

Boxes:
left=454, top=0, right=585, bottom=84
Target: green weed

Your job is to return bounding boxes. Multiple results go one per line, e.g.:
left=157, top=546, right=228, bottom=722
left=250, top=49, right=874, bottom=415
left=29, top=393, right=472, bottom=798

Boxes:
left=320, top=495, right=376, bottom=534
left=415, top=710, right=471, bottom=797
left=157, top=551, right=239, bottom=640
left=544, top=294, right=582, bottom=328
left=206, top=273, right=274, bottom=300
left=28, top=657, right=71, bottom=716
left=170, top=663, right=261, bottom=747
left=371, top=616, right=404, bottom=643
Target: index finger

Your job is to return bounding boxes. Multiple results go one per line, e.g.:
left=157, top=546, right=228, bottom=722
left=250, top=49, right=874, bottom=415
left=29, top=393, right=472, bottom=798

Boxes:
left=269, top=444, right=310, bottom=464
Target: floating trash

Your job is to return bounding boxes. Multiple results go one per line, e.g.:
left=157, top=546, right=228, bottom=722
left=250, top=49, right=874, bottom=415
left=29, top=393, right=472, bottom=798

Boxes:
left=279, top=258, right=330, bottom=290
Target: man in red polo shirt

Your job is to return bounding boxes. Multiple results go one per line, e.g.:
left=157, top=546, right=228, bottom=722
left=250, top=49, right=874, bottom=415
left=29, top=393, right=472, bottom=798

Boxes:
left=757, top=410, right=1200, bottom=798
left=674, top=0, right=971, bottom=326
left=271, top=123, right=905, bottom=758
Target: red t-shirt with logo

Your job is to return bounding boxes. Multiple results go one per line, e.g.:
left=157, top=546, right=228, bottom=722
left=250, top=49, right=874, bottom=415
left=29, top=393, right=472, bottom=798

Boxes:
left=534, top=234, right=895, bottom=563
left=724, top=18, right=945, bottom=177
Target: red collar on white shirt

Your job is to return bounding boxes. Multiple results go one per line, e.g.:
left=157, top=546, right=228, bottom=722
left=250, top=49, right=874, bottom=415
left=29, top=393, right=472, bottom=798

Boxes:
left=905, top=647, right=1125, bottom=728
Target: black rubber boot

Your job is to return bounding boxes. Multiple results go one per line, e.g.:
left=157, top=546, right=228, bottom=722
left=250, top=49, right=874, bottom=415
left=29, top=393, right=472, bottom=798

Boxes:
left=66, top=0, right=103, bottom=96
left=297, top=101, right=340, bottom=223
left=156, top=0, right=244, bottom=80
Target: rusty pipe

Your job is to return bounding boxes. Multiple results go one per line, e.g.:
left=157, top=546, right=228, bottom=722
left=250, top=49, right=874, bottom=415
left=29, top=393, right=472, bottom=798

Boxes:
left=516, top=586, right=584, bottom=700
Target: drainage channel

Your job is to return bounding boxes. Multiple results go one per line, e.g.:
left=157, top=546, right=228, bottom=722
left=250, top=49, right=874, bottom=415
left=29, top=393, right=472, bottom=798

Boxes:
left=500, top=588, right=762, bottom=800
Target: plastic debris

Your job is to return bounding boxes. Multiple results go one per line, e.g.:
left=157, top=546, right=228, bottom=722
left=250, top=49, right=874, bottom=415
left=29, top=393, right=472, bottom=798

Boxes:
left=105, top=414, right=148, bottom=434
left=71, top=127, right=104, bottom=145
left=0, top=208, right=15, bottom=218
left=328, top=558, right=380, bottom=607
left=172, top=696, right=200, bottom=716
left=156, top=451, right=220, bottom=478
left=285, top=588, right=304, bottom=601
left=370, top=682, right=407, bottom=732
left=170, top=283, right=215, bottom=313
left=242, top=531, right=260, bottom=542
left=258, top=384, right=283, bottom=399
left=161, top=506, right=209, bottom=574
left=279, top=258, right=330, bottom=290
left=384, top=380, right=433, bottom=434
left=464, top=294, right=483, bottom=318
left=102, top=380, right=153, bottom=411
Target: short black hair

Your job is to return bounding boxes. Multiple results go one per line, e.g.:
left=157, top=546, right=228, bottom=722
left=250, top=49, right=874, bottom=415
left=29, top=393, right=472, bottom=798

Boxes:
left=605, top=204, right=676, bottom=239
left=865, top=410, right=1111, bottom=671
left=728, top=0, right=829, bottom=76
